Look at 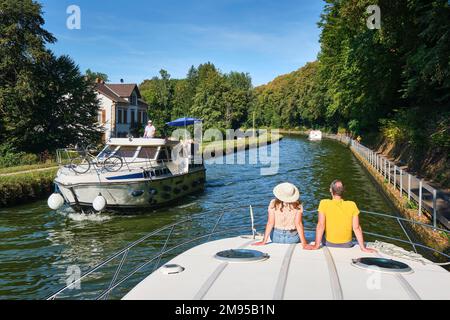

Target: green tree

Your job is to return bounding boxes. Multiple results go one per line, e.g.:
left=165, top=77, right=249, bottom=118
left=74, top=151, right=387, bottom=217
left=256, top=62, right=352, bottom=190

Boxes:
left=140, top=69, right=174, bottom=136
left=85, top=69, right=109, bottom=83
left=0, top=0, right=56, bottom=143
left=0, top=0, right=101, bottom=153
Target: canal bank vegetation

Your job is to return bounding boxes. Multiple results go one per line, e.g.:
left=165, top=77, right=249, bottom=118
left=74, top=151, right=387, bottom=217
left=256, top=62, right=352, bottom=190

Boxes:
left=0, top=162, right=57, bottom=175
left=0, top=169, right=57, bottom=207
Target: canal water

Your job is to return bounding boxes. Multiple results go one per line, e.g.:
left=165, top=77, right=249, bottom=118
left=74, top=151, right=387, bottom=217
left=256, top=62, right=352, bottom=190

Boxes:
left=0, top=135, right=407, bottom=300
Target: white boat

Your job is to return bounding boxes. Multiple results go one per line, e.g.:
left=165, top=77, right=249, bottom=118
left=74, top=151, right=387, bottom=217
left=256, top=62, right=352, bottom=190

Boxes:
left=308, top=130, right=322, bottom=141
left=47, top=207, right=450, bottom=300
left=49, top=138, right=205, bottom=211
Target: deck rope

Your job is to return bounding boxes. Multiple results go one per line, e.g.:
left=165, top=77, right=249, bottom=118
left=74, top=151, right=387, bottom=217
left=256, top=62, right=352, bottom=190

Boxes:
left=367, top=241, right=450, bottom=266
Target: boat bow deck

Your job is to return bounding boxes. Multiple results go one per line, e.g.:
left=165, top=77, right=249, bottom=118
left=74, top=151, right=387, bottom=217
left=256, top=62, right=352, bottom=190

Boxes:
left=123, top=236, right=450, bottom=300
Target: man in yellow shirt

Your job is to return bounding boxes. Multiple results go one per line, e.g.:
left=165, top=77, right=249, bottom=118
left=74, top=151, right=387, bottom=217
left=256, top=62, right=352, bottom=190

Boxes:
left=312, top=180, right=375, bottom=252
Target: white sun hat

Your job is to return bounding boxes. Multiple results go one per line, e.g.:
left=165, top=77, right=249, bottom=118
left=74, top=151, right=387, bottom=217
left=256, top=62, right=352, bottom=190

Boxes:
left=273, top=183, right=300, bottom=203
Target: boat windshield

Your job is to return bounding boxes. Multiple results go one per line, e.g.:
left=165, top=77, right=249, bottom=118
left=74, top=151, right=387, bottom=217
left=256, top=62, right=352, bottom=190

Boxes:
left=98, top=145, right=159, bottom=161
left=137, top=147, right=158, bottom=160
left=114, top=146, right=138, bottom=158
left=97, top=146, right=117, bottom=159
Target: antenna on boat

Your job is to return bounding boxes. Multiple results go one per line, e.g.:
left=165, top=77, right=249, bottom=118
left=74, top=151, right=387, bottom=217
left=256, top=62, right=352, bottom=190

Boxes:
left=250, top=205, right=256, bottom=239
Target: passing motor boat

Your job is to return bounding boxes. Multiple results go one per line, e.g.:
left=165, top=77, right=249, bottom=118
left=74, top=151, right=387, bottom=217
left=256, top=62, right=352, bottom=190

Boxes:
left=48, top=137, right=205, bottom=212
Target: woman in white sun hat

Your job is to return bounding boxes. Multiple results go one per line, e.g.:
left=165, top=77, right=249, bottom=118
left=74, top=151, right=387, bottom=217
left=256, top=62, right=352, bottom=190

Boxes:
left=254, top=183, right=312, bottom=249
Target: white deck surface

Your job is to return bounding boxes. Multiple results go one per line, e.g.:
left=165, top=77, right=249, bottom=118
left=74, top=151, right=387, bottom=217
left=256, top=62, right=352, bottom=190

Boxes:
left=123, top=236, right=450, bottom=300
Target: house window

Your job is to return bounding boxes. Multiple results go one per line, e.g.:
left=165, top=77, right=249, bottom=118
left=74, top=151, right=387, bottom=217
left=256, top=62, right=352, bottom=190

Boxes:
left=131, top=110, right=135, bottom=125
left=130, top=93, right=137, bottom=106
left=118, top=108, right=129, bottom=124
left=138, top=111, right=146, bottom=124
left=117, top=109, right=123, bottom=124
left=101, top=110, right=106, bottom=124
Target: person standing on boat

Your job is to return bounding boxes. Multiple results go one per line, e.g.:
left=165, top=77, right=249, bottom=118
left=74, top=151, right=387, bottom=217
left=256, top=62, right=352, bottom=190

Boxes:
left=311, top=180, right=376, bottom=253
left=144, top=120, right=156, bottom=138
left=254, top=183, right=313, bottom=249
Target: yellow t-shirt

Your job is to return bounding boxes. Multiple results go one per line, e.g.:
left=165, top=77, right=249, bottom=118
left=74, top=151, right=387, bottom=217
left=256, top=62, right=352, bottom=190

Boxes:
left=318, top=199, right=360, bottom=244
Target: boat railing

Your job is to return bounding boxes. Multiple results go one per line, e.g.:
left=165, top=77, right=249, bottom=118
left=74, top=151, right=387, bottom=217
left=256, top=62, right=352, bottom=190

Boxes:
left=56, top=148, right=81, bottom=166
left=46, top=205, right=449, bottom=300
left=56, top=148, right=174, bottom=175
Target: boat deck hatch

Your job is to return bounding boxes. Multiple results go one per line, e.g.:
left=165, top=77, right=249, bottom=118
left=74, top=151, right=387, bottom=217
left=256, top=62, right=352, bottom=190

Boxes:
left=160, top=264, right=185, bottom=275
left=215, top=249, right=269, bottom=263
left=352, top=257, right=413, bottom=274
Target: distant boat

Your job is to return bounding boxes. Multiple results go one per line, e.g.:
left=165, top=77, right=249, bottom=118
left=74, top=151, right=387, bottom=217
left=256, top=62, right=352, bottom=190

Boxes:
left=308, top=130, right=322, bottom=141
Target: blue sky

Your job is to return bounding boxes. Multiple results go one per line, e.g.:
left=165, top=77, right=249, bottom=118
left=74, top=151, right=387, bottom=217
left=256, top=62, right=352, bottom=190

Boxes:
left=40, top=0, right=324, bottom=86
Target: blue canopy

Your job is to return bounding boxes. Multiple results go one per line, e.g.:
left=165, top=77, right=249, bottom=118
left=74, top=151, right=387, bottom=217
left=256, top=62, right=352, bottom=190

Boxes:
left=166, top=117, right=202, bottom=127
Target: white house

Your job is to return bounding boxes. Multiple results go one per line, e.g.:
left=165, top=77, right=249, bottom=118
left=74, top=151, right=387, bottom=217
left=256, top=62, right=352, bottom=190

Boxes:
left=95, top=80, right=149, bottom=141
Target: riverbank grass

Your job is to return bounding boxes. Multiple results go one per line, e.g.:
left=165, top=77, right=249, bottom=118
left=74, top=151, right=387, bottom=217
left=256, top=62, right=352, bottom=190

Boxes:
left=0, top=169, right=57, bottom=207
left=0, top=162, right=57, bottom=175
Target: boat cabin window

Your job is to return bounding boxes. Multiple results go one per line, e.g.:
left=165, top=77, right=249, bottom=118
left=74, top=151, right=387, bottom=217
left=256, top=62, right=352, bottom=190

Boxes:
left=97, top=146, right=119, bottom=159
left=138, top=147, right=158, bottom=160
left=114, top=146, right=138, bottom=158
left=157, top=147, right=169, bottom=162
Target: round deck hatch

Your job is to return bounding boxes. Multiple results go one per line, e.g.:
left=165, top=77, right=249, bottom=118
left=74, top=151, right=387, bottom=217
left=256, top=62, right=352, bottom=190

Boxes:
left=160, top=264, right=185, bottom=275
left=215, top=249, right=269, bottom=263
left=352, top=257, right=412, bottom=274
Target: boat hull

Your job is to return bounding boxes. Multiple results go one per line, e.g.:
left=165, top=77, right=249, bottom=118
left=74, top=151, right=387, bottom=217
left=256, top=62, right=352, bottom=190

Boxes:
left=55, top=169, right=206, bottom=211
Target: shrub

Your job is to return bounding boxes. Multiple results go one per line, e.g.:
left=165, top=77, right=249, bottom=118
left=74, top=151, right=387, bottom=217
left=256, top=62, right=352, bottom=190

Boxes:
left=379, top=115, right=409, bottom=144
left=430, top=113, right=450, bottom=149
left=0, top=144, right=41, bottom=168
left=348, top=120, right=360, bottom=135
left=0, top=169, right=57, bottom=207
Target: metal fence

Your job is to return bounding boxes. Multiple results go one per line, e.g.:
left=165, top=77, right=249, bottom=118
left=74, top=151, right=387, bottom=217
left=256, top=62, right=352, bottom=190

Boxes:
left=323, top=133, right=446, bottom=230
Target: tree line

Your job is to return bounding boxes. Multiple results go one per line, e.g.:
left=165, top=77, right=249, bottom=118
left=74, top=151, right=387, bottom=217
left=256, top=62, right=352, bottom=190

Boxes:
left=139, top=63, right=253, bottom=135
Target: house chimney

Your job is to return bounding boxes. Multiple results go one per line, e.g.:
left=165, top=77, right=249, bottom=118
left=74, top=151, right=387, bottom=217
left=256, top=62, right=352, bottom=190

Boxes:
left=95, top=77, right=102, bottom=83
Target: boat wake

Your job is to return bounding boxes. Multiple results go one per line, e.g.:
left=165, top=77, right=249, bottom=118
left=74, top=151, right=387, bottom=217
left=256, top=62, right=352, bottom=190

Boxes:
left=66, top=212, right=112, bottom=222
left=57, top=207, right=112, bottom=222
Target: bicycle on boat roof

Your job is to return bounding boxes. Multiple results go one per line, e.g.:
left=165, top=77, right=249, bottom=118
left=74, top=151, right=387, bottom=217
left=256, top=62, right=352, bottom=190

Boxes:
left=69, top=144, right=123, bottom=174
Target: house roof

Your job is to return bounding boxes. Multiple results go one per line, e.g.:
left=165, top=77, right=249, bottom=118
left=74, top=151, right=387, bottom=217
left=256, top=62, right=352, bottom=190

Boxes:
left=95, top=83, right=128, bottom=103
left=95, top=82, right=148, bottom=107
left=106, top=84, right=141, bottom=98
